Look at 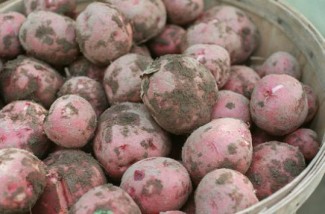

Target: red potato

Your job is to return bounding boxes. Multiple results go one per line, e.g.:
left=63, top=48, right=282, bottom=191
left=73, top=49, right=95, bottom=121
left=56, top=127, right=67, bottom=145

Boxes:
left=211, top=90, right=251, bottom=124
left=141, top=54, right=218, bottom=135
left=0, top=101, right=50, bottom=158
left=182, top=19, right=243, bottom=64
left=160, top=211, right=186, bottom=214
left=130, top=44, right=151, bottom=57
left=181, top=193, right=195, bottom=214
left=69, top=184, right=141, bottom=214
left=0, top=56, right=64, bottom=108
left=148, top=24, right=186, bottom=57
left=76, top=2, right=133, bottom=65
left=195, top=168, right=258, bottom=214
left=284, top=128, right=320, bottom=161
left=0, top=12, right=26, bottom=59
left=197, top=5, right=260, bottom=63
left=93, top=102, right=171, bottom=180
left=103, top=53, right=153, bottom=105
left=23, top=0, right=76, bottom=15
left=251, top=126, right=280, bottom=147
left=19, top=11, right=79, bottom=66
left=246, top=141, right=306, bottom=199
left=250, top=74, right=308, bottom=136
left=162, top=0, right=204, bottom=25
left=184, top=44, right=231, bottom=88
left=182, top=118, right=252, bottom=185
left=0, top=148, right=46, bottom=214
left=44, top=95, right=97, bottom=148
left=222, top=65, right=261, bottom=98
left=255, top=51, right=301, bottom=79
left=32, top=150, right=107, bottom=214
left=58, top=76, right=108, bottom=116
left=68, top=56, right=106, bottom=82
left=105, top=0, right=167, bottom=44
left=121, top=157, right=192, bottom=214
left=303, top=84, right=319, bottom=123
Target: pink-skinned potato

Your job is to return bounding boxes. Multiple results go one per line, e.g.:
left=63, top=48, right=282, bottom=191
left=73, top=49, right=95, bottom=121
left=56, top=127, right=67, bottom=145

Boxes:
left=250, top=74, right=308, bottom=136
left=58, top=76, right=108, bottom=116
left=0, top=56, right=64, bottom=108
left=76, top=2, right=133, bottom=65
left=0, top=148, right=46, bottom=214
left=0, top=100, right=50, bottom=158
left=130, top=44, right=151, bottom=57
left=162, top=0, right=204, bottom=25
left=284, top=128, right=320, bottom=161
left=184, top=44, right=231, bottom=88
left=246, top=141, right=306, bottom=199
left=19, top=11, right=79, bottom=66
left=160, top=211, right=186, bottom=214
left=93, top=102, right=171, bottom=181
left=222, top=65, right=261, bottom=98
left=44, top=95, right=97, bottom=148
left=195, top=168, right=258, bottom=214
left=211, top=90, right=251, bottom=124
left=103, top=53, right=153, bottom=105
left=69, top=184, right=141, bottom=214
left=251, top=126, right=280, bottom=147
left=32, top=150, right=107, bottom=214
left=24, top=0, right=76, bottom=15
left=121, top=157, right=192, bottom=214
left=141, top=54, right=218, bottom=135
left=303, top=84, right=319, bottom=123
left=0, top=12, right=26, bottom=59
left=148, top=24, right=186, bottom=57
left=105, top=0, right=167, bottom=44
left=182, top=118, right=252, bottom=184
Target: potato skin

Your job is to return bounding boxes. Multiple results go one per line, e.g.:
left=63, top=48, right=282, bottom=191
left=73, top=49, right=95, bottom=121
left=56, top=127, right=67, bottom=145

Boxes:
left=0, top=101, right=50, bottom=157
left=141, top=54, right=218, bottom=135
left=284, top=128, right=320, bottom=161
left=303, top=84, right=319, bottom=123
left=32, top=150, right=107, bottom=214
left=184, top=44, right=231, bottom=88
left=76, top=2, right=133, bottom=65
left=69, top=184, right=141, bottom=214
left=129, top=45, right=151, bottom=57
left=19, top=11, right=79, bottom=66
left=195, top=168, right=258, bottom=214
left=0, top=56, right=64, bottom=108
left=103, top=53, right=153, bottom=105
left=23, top=0, right=76, bottom=15
left=44, top=95, right=97, bottom=148
left=182, top=118, right=252, bottom=184
left=0, top=148, right=46, bottom=214
left=93, top=102, right=171, bottom=180
left=246, top=141, right=306, bottom=199
left=250, top=74, right=308, bottom=136
left=120, top=157, right=192, bottom=214
left=0, top=12, right=26, bottom=59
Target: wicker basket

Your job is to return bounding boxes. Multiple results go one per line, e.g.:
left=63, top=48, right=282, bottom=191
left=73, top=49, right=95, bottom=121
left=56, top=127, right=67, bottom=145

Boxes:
left=1, top=0, right=325, bottom=213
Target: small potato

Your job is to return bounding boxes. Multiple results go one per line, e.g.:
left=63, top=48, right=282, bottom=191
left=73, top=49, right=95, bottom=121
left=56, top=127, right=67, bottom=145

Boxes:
left=211, top=90, right=251, bottom=124
left=93, top=102, right=171, bottom=180
left=0, top=12, right=26, bottom=59
left=195, top=168, right=258, bottom=214
left=58, top=76, right=108, bottom=116
left=103, top=53, right=153, bottom=105
left=0, top=148, right=46, bottom=214
left=148, top=24, right=186, bottom=57
left=121, top=157, right=192, bottom=214
left=250, top=74, right=308, bottom=136
left=182, top=118, right=252, bottom=184
left=284, top=128, right=320, bottom=161
left=24, top=0, right=76, bottom=15
left=76, top=2, right=133, bottom=65
left=19, top=11, right=79, bottom=66
left=0, top=56, right=64, bottom=108
left=0, top=101, right=50, bottom=157
left=184, top=44, right=231, bottom=88
left=222, top=65, right=261, bottom=98
left=44, top=95, right=97, bottom=148
left=246, top=141, right=306, bottom=199
left=130, top=44, right=151, bottom=57
left=70, top=184, right=141, bottom=214
left=32, top=150, right=107, bottom=213
left=303, top=84, right=319, bottom=123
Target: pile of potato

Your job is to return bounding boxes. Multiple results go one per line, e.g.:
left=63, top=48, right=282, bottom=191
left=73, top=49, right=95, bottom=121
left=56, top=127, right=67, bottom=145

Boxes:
left=0, top=0, right=320, bottom=213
